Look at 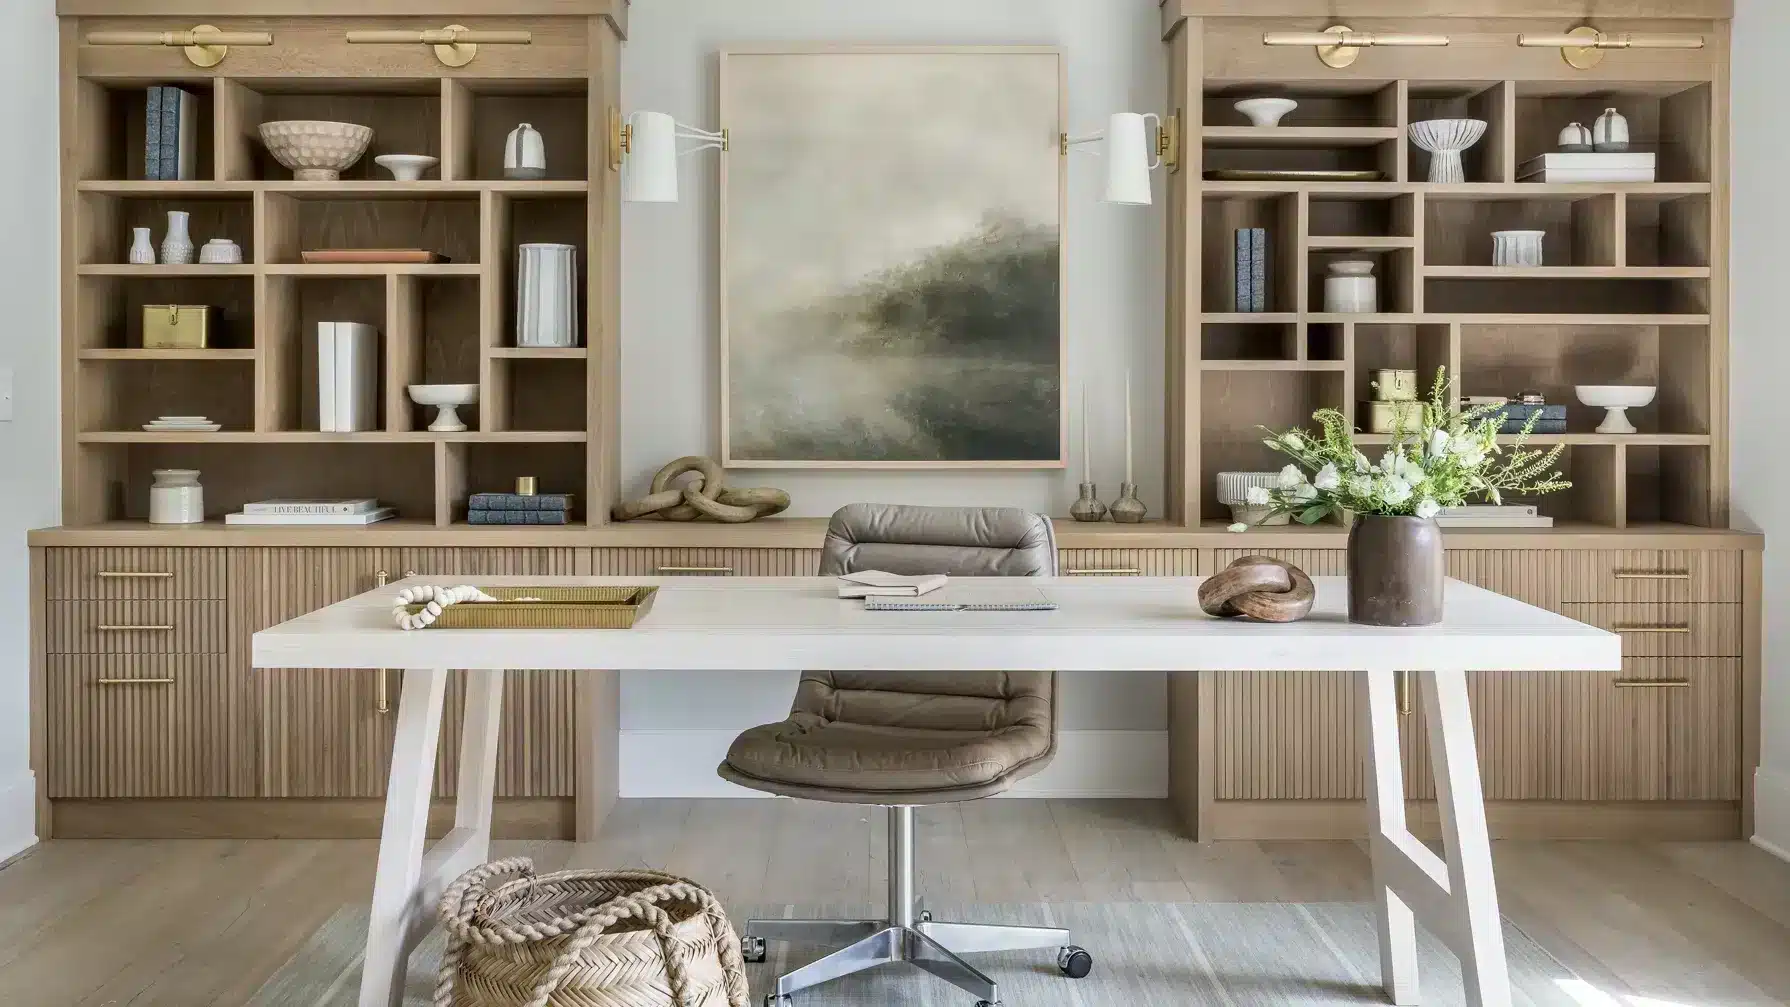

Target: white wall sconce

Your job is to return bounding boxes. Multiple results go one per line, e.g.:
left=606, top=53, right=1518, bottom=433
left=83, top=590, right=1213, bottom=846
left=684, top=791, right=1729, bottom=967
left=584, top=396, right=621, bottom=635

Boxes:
left=1263, top=25, right=1449, bottom=69
left=609, top=108, right=729, bottom=204
left=1517, top=26, right=1704, bottom=70
left=1062, top=112, right=1181, bottom=206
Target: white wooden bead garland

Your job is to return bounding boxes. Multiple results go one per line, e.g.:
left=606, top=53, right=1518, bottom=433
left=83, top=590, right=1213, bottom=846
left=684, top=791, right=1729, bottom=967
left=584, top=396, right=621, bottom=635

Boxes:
left=393, top=584, right=498, bottom=630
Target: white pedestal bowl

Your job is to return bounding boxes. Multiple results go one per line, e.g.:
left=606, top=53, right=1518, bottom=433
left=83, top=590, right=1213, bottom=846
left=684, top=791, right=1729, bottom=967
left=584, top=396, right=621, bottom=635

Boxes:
left=1576, top=385, right=1656, bottom=435
left=1409, top=118, right=1488, bottom=184
left=409, top=384, right=479, bottom=433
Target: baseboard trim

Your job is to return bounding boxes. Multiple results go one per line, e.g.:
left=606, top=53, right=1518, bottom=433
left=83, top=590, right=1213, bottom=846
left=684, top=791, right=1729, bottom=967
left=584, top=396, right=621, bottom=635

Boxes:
left=619, top=729, right=1169, bottom=799
left=0, top=771, right=38, bottom=862
left=1209, top=799, right=1742, bottom=841
left=1753, top=766, right=1790, bottom=858
left=49, top=798, right=575, bottom=840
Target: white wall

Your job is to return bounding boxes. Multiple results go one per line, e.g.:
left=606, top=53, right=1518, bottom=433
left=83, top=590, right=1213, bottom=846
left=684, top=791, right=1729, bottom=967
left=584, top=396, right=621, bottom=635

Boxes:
left=1732, top=0, right=1790, bottom=858
left=617, top=0, right=1169, bottom=796
left=0, top=0, right=60, bottom=861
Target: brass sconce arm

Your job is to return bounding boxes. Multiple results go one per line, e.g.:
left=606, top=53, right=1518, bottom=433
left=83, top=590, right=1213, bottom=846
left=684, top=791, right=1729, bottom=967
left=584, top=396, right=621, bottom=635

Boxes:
left=345, top=25, right=532, bottom=68
left=84, top=25, right=271, bottom=68
left=1519, top=26, right=1705, bottom=69
left=1264, top=25, right=1449, bottom=69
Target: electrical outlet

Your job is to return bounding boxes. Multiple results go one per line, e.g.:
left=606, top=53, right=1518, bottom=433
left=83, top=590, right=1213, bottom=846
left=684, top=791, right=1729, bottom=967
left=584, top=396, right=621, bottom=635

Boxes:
left=0, top=367, right=11, bottom=422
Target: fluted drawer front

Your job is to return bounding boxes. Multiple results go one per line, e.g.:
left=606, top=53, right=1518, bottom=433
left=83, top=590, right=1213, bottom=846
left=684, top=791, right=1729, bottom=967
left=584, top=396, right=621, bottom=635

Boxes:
left=46, top=600, right=228, bottom=655
left=1557, top=603, right=1742, bottom=658
left=1213, top=549, right=1347, bottom=576
left=1664, top=658, right=1743, bottom=801
left=47, top=547, right=226, bottom=600
left=1059, top=549, right=1199, bottom=576
left=1556, top=550, right=1741, bottom=604
left=45, top=655, right=255, bottom=799
left=592, top=548, right=822, bottom=577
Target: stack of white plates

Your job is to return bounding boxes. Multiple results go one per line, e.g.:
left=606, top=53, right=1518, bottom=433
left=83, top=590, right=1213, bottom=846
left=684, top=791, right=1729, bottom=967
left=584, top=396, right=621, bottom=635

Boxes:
left=143, top=415, right=222, bottom=433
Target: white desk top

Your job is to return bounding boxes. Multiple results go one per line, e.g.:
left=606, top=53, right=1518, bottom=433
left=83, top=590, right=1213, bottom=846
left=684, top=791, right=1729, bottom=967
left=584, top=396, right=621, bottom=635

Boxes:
left=251, top=576, right=1620, bottom=673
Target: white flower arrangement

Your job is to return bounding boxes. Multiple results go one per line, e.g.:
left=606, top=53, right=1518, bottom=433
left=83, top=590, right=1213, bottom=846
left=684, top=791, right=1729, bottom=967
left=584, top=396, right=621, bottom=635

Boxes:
left=1247, top=368, right=1570, bottom=525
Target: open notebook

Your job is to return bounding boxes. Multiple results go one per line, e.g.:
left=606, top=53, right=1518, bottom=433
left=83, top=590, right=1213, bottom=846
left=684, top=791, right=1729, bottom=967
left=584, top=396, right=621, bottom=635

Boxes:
left=862, top=584, right=1056, bottom=612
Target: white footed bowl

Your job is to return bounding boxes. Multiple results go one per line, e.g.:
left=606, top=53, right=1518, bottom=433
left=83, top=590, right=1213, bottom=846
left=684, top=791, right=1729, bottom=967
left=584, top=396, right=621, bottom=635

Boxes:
left=1233, top=97, right=1298, bottom=127
left=408, top=383, right=479, bottom=432
left=1576, top=385, right=1656, bottom=435
left=259, top=120, right=373, bottom=182
left=1409, top=118, right=1488, bottom=183
left=374, top=154, right=439, bottom=182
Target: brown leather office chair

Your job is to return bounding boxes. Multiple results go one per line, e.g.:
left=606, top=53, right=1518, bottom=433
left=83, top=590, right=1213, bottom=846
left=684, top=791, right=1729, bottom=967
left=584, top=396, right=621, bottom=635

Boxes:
left=718, top=504, right=1092, bottom=1007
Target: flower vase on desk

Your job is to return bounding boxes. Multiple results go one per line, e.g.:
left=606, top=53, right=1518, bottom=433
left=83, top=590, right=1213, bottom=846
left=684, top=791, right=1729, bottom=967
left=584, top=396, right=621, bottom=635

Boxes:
left=1348, top=515, right=1444, bottom=626
left=1070, top=483, right=1108, bottom=522
left=1109, top=483, right=1147, bottom=524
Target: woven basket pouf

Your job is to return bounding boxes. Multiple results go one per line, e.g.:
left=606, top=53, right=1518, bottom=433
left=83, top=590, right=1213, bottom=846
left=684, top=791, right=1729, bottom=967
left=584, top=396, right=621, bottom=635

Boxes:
left=435, top=858, right=750, bottom=1007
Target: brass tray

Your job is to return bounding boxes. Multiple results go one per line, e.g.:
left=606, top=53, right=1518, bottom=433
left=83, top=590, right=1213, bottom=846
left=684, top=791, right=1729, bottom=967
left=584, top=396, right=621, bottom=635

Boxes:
left=405, top=586, right=658, bottom=629
left=1204, top=169, right=1384, bottom=182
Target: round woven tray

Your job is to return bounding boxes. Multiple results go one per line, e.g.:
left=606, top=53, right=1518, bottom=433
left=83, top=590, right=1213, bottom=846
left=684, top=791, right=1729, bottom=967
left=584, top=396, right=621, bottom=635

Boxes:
left=436, top=859, right=750, bottom=1007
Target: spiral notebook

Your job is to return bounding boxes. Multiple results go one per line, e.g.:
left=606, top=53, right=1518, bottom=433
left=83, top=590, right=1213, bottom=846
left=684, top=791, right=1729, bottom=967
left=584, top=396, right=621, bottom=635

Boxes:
left=863, top=585, right=1056, bottom=612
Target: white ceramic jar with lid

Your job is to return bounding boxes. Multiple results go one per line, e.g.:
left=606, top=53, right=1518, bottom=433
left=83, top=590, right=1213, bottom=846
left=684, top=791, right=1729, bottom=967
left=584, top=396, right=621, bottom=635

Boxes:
left=149, top=468, right=204, bottom=524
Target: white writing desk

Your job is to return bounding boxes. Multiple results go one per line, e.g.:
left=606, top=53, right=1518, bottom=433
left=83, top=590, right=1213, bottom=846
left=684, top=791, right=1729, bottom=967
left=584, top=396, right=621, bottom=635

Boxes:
left=252, top=575, right=1620, bottom=1007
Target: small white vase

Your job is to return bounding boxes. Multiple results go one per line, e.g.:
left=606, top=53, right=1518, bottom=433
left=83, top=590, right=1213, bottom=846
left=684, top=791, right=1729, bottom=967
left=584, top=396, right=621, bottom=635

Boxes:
left=1492, top=230, right=1546, bottom=268
left=128, top=227, right=156, bottom=264
left=1558, top=122, right=1592, bottom=152
left=1593, top=108, right=1630, bottom=152
left=504, top=123, right=547, bottom=180
left=1323, top=260, right=1377, bottom=314
left=161, top=211, right=194, bottom=265
left=148, top=469, right=204, bottom=525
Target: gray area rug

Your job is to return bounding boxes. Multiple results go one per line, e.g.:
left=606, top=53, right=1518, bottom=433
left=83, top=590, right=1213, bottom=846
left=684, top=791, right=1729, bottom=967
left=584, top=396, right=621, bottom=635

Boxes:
left=250, top=901, right=1582, bottom=1005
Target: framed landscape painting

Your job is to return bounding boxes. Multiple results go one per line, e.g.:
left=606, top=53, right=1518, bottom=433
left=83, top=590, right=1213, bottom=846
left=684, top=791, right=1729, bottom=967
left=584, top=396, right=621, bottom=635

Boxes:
left=720, top=46, right=1065, bottom=468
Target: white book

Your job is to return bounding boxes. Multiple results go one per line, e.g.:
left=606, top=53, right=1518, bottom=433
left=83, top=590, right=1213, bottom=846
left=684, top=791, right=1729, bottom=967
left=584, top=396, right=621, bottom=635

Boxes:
left=836, top=570, right=949, bottom=599
left=225, top=507, right=397, bottom=526
left=1520, top=152, right=1656, bottom=173
left=333, top=322, right=380, bottom=433
left=242, top=498, right=379, bottom=515
left=176, top=88, right=198, bottom=181
left=1436, top=516, right=1555, bottom=529
left=317, top=321, right=338, bottom=432
left=1519, top=168, right=1656, bottom=183
left=1441, top=504, right=1539, bottom=517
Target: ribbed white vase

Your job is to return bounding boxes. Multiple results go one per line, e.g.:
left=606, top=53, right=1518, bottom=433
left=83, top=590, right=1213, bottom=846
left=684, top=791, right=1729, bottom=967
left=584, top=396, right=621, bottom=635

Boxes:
left=515, top=243, right=579, bottom=348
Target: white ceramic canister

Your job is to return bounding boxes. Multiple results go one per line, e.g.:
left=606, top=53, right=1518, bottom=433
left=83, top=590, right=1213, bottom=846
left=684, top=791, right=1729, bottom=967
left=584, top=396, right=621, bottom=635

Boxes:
left=515, top=242, right=580, bottom=347
left=148, top=468, right=204, bottom=524
left=1593, top=108, right=1630, bottom=152
left=504, top=123, right=547, bottom=180
left=1323, top=260, right=1377, bottom=313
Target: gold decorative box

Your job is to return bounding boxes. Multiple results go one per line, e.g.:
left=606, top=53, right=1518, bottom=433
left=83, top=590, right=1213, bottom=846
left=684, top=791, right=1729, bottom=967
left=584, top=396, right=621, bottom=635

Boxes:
left=1370, top=368, right=1418, bottom=401
left=404, top=586, right=658, bottom=629
left=1362, top=399, right=1423, bottom=434
left=142, top=305, right=214, bottom=349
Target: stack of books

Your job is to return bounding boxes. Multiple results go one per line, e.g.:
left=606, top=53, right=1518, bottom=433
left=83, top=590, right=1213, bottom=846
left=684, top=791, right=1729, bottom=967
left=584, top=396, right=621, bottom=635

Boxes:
left=1232, top=227, right=1268, bottom=312
left=317, top=322, right=380, bottom=433
left=145, top=86, right=200, bottom=181
left=1435, top=504, right=1554, bottom=529
left=466, top=492, right=575, bottom=525
left=1518, top=152, right=1656, bottom=184
left=224, top=499, right=397, bottom=526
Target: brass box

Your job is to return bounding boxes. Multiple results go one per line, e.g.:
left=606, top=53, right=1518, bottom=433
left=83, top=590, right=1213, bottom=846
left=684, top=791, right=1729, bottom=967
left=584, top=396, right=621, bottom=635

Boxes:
left=1370, top=368, right=1419, bottom=401
left=1363, top=399, right=1423, bottom=434
left=142, top=305, right=213, bottom=349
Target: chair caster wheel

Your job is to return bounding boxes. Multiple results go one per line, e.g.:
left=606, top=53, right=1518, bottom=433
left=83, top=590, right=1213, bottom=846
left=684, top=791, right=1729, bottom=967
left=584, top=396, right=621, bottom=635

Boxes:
left=919, top=910, right=932, bottom=923
left=975, top=1001, right=1001, bottom=1007
left=764, top=995, right=791, bottom=1007
left=742, top=936, right=767, bottom=963
left=1057, top=945, right=1093, bottom=978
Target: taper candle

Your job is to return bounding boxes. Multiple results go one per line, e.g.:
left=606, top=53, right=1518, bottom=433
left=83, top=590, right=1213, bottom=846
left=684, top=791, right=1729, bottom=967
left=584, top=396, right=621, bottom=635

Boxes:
left=1124, top=371, right=1134, bottom=485
left=1081, top=384, right=1092, bottom=482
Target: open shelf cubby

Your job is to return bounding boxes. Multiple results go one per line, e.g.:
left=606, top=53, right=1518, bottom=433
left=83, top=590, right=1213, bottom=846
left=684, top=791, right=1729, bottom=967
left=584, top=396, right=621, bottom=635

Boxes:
left=1200, top=369, right=1346, bottom=522
left=1408, top=82, right=1510, bottom=185
left=1514, top=81, right=1712, bottom=185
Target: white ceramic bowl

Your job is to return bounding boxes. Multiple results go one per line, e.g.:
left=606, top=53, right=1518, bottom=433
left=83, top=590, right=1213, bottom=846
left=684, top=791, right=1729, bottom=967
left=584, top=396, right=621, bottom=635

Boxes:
left=374, top=154, right=439, bottom=182
left=408, top=383, right=479, bottom=432
left=1233, top=97, right=1298, bottom=128
left=1576, top=385, right=1656, bottom=435
left=1408, top=118, right=1488, bottom=183
left=259, top=120, right=374, bottom=181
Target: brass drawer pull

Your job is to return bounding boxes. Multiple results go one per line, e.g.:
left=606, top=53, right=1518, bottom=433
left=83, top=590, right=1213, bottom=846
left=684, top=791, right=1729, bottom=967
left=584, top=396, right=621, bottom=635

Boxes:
left=375, top=572, right=392, bottom=714
left=97, top=624, right=175, bottom=632
left=1613, top=571, right=1690, bottom=581
left=97, top=678, right=175, bottom=685
left=1066, top=568, right=1142, bottom=576
left=97, top=571, right=172, bottom=579
left=1614, top=624, right=1691, bottom=634
left=657, top=566, right=733, bottom=574
left=1613, top=679, right=1692, bottom=689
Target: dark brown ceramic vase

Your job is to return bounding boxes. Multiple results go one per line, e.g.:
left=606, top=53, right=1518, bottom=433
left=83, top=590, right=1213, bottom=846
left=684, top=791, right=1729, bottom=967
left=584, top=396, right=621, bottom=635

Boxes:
left=1347, top=515, right=1445, bottom=626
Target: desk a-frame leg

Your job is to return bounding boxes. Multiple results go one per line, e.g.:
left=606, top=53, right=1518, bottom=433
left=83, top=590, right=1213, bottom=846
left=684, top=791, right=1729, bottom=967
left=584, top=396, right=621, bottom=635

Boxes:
left=1358, top=666, right=1513, bottom=1007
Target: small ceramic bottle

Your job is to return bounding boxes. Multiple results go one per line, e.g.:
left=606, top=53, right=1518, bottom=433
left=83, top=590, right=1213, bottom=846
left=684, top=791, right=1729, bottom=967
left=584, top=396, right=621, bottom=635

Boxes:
left=1593, top=108, right=1630, bottom=152
left=504, top=123, right=547, bottom=180
left=160, top=210, right=194, bottom=265
left=1557, top=122, right=1592, bottom=152
left=128, top=227, right=156, bottom=264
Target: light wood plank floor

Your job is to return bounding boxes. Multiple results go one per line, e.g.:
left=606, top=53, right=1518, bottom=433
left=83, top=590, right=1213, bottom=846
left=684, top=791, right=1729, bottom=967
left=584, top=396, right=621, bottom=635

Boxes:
left=1, top=799, right=1788, bottom=1005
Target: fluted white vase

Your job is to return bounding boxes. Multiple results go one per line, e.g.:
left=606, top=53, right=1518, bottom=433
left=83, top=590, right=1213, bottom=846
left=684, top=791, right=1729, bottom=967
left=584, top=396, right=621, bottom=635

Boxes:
left=515, top=242, right=579, bottom=348
left=128, top=227, right=156, bottom=264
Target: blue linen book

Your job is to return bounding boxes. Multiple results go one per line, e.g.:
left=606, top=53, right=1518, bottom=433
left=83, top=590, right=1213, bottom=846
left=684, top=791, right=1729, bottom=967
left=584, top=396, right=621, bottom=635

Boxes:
left=468, top=509, right=571, bottom=525
left=1249, top=228, right=1268, bottom=313
left=1234, top=229, right=1253, bottom=312
left=467, top=492, right=575, bottom=512
left=159, top=86, right=181, bottom=180
left=145, top=87, right=163, bottom=181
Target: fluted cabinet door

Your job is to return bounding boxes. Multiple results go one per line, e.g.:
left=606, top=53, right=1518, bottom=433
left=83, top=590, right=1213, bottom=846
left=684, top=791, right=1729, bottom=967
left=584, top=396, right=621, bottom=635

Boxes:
left=235, top=547, right=405, bottom=799
left=400, top=548, right=581, bottom=799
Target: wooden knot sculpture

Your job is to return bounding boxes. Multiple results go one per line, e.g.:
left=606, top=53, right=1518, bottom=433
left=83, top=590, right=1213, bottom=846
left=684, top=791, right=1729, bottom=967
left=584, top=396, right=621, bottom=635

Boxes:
left=611, top=455, right=791, bottom=524
left=1198, top=555, right=1316, bottom=623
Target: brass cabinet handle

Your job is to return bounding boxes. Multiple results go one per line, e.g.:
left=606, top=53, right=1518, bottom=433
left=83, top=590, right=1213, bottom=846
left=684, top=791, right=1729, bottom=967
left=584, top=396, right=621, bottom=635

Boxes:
left=97, top=625, right=174, bottom=632
left=1614, top=624, right=1692, bottom=634
left=98, top=571, right=172, bottom=579
left=97, top=678, right=175, bottom=685
left=1613, top=571, right=1691, bottom=581
left=1613, top=679, right=1692, bottom=689
left=1066, top=568, right=1142, bottom=576
left=1396, top=670, right=1414, bottom=716
left=657, top=566, right=733, bottom=574
left=375, top=572, right=392, bottom=714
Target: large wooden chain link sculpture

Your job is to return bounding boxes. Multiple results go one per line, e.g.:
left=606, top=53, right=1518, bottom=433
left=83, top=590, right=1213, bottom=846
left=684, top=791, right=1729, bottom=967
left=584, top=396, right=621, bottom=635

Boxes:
left=1197, top=555, right=1316, bottom=623
left=611, top=455, right=791, bottom=524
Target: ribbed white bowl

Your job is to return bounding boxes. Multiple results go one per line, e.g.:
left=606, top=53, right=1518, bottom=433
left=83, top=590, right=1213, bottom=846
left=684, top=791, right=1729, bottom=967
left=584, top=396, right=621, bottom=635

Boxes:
left=259, top=120, right=373, bottom=181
